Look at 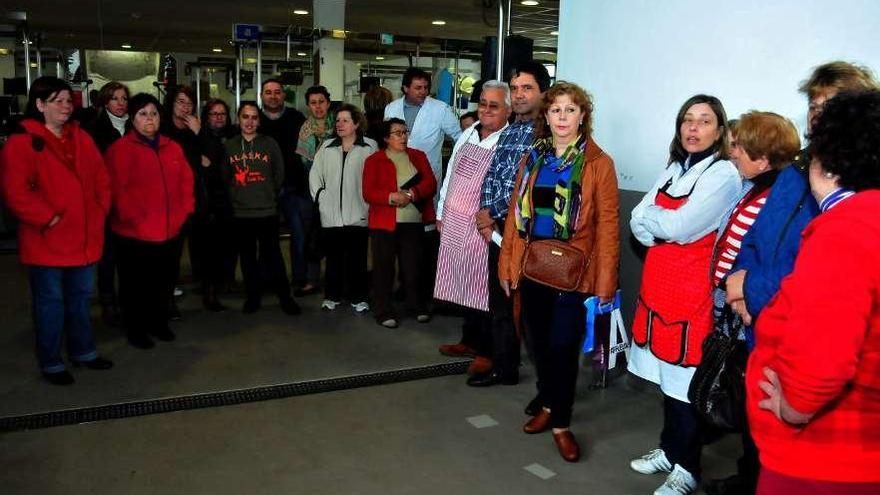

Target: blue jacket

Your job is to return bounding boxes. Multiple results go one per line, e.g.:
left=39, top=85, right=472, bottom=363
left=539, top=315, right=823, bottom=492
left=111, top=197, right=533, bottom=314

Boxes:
left=733, top=162, right=819, bottom=347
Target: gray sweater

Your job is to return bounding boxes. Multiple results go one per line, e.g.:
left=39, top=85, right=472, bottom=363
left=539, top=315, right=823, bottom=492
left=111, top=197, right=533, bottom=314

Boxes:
left=224, top=134, right=285, bottom=218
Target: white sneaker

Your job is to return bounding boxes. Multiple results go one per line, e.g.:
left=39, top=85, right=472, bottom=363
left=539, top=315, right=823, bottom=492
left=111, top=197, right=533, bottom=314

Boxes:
left=630, top=448, right=672, bottom=474
left=321, top=299, right=341, bottom=311
left=653, top=464, right=697, bottom=495
left=351, top=301, right=370, bottom=314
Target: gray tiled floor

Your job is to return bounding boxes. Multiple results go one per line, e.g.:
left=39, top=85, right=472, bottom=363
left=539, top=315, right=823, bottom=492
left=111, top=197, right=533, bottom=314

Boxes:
left=0, top=253, right=737, bottom=494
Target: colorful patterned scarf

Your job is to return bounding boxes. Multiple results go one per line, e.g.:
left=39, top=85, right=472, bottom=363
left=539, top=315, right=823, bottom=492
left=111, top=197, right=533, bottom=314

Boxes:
left=514, top=134, right=587, bottom=240
left=296, top=114, right=335, bottom=167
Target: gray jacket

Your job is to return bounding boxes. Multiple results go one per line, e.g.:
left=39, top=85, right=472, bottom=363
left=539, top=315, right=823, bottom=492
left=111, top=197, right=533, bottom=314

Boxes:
left=308, top=135, right=377, bottom=228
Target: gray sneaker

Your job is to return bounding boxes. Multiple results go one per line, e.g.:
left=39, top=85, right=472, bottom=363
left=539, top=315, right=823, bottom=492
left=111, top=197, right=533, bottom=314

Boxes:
left=630, top=448, right=672, bottom=475
left=654, top=464, right=697, bottom=495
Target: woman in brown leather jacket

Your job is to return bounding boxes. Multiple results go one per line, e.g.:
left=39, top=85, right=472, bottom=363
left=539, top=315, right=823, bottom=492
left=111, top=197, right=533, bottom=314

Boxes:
left=498, top=81, right=620, bottom=463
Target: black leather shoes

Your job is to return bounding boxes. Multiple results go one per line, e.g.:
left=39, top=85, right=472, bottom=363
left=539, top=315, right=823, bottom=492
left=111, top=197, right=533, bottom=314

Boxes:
left=466, top=369, right=519, bottom=387
left=74, top=357, right=114, bottom=370
left=43, top=370, right=74, bottom=385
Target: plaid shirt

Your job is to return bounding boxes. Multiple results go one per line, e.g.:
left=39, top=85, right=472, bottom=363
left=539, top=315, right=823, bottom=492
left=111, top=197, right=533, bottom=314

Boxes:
left=746, top=191, right=880, bottom=483
left=479, top=119, right=535, bottom=219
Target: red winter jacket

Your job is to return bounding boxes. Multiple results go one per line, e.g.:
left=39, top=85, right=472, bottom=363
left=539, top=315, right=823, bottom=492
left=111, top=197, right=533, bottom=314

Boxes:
left=362, top=148, right=437, bottom=232
left=104, top=131, right=194, bottom=242
left=0, top=119, right=110, bottom=267
left=747, top=190, right=880, bottom=482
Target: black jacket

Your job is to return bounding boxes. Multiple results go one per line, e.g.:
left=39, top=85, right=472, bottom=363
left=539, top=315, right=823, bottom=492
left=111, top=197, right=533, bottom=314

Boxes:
left=259, top=106, right=307, bottom=195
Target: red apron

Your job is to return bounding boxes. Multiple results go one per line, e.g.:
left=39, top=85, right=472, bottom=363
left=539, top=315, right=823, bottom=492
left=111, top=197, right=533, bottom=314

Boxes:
left=433, top=139, right=495, bottom=311
left=632, top=181, right=714, bottom=367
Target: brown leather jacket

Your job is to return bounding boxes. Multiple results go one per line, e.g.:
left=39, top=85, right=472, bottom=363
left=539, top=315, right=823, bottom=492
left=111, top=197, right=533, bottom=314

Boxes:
left=498, top=137, right=620, bottom=299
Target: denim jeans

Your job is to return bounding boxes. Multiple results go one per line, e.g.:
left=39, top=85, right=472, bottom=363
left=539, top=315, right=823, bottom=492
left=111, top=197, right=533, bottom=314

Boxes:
left=28, top=265, right=99, bottom=373
left=279, top=188, right=320, bottom=287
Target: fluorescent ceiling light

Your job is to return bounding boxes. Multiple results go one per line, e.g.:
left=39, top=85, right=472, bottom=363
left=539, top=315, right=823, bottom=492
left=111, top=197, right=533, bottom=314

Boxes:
left=292, top=9, right=309, bottom=15
left=297, top=52, right=308, bottom=56
left=431, top=20, right=446, bottom=25
left=375, top=56, right=385, bottom=60
left=521, top=0, right=539, bottom=5
left=121, top=44, right=132, bottom=49
left=550, top=30, right=559, bottom=36
left=212, top=47, right=222, bottom=53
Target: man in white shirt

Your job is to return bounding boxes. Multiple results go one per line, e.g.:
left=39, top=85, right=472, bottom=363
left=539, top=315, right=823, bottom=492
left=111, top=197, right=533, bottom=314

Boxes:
left=384, top=67, right=462, bottom=302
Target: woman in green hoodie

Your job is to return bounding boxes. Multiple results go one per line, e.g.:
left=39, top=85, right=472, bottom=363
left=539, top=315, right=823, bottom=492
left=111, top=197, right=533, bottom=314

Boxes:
left=224, top=102, right=300, bottom=316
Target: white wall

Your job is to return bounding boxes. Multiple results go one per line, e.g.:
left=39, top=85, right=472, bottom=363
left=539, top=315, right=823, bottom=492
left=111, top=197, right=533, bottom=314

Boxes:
left=558, top=0, right=880, bottom=191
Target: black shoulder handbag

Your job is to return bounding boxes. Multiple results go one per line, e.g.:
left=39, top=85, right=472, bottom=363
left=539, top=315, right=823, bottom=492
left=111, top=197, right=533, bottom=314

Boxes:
left=687, top=305, right=749, bottom=431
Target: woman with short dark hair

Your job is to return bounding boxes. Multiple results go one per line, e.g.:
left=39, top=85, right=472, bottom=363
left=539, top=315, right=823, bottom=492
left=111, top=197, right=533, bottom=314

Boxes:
left=746, top=90, right=880, bottom=494
left=1, top=76, right=114, bottom=384
left=105, top=93, right=195, bottom=349
left=362, top=117, right=436, bottom=328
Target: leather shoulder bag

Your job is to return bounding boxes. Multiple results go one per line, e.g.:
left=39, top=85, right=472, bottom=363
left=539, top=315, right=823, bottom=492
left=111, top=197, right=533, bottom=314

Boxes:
left=522, top=239, right=588, bottom=292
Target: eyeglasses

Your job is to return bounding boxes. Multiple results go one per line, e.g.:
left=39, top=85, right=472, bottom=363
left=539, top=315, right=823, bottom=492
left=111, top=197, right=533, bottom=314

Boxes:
left=208, top=112, right=227, bottom=117
left=390, top=130, right=409, bottom=137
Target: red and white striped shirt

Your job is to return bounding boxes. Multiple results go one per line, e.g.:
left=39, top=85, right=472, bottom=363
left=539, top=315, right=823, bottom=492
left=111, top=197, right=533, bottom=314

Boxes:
left=713, top=189, right=771, bottom=286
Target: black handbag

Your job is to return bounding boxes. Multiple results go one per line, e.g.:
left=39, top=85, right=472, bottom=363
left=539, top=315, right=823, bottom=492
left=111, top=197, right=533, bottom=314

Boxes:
left=687, top=306, right=749, bottom=431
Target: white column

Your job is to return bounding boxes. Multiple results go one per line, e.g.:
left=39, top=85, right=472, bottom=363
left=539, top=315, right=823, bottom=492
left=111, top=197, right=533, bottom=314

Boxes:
left=313, top=0, right=345, bottom=100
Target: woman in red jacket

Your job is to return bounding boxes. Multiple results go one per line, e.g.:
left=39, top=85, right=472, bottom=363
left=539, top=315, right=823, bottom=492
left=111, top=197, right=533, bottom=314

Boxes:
left=104, top=93, right=194, bottom=349
left=362, top=118, right=437, bottom=328
left=0, top=76, right=113, bottom=385
left=747, top=90, right=880, bottom=494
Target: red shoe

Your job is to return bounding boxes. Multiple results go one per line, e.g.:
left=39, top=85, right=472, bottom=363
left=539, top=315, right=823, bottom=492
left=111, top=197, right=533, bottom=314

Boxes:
left=552, top=430, right=581, bottom=462
left=439, top=343, right=476, bottom=358
left=467, top=356, right=493, bottom=375
left=523, top=408, right=551, bottom=434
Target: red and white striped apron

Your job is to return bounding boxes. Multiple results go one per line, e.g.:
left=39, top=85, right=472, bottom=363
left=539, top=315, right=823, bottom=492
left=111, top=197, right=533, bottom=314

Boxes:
left=433, top=140, right=496, bottom=311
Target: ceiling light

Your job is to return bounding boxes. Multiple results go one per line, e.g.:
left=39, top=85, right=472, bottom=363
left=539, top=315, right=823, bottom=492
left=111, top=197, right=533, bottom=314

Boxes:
left=431, top=20, right=446, bottom=25
left=245, top=57, right=257, bottom=64
left=521, top=0, right=539, bottom=5
left=292, top=9, right=309, bottom=15
left=121, top=44, right=132, bottom=49
left=212, top=47, right=222, bottom=53
left=375, top=56, right=385, bottom=61
left=297, top=52, right=307, bottom=56
left=550, top=30, right=559, bottom=36
left=0, top=48, right=9, bottom=56
left=30, top=62, right=38, bottom=68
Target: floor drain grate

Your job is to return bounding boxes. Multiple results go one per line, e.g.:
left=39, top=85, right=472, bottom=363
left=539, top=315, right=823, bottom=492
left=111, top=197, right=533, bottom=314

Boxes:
left=0, top=360, right=469, bottom=433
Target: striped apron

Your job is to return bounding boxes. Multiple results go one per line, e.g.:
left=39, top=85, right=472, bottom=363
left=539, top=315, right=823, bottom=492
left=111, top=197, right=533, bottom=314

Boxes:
left=433, top=140, right=496, bottom=311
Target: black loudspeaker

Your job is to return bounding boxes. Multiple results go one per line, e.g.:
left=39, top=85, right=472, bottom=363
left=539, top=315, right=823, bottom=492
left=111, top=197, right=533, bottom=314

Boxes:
left=481, top=35, right=534, bottom=82
left=359, top=76, right=380, bottom=93
left=278, top=63, right=304, bottom=86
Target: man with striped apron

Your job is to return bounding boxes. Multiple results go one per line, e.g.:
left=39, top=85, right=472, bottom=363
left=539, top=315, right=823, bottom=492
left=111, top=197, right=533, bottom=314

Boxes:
left=434, top=82, right=512, bottom=379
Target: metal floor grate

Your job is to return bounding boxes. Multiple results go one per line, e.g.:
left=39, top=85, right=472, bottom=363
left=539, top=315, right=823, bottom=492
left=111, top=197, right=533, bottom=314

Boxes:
left=0, top=360, right=469, bottom=433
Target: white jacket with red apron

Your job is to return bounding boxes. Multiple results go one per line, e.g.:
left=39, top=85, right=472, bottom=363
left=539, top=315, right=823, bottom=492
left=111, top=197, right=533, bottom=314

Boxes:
left=627, top=154, right=741, bottom=401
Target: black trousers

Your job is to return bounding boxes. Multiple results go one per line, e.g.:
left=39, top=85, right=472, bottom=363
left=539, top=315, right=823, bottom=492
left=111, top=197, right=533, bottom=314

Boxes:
left=234, top=215, right=291, bottom=304
left=190, top=214, right=230, bottom=287
left=420, top=228, right=440, bottom=303
left=660, top=394, right=706, bottom=479
left=371, top=224, right=425, bottom=321
left=96, top=223, right=117, bottom=304
left=487, top=243, right=521, bottom=374
left=116, top=234, right=179, bottom=336
left=460, top=307, right=491, bottom=356
left=520, top=279, right=587, bottom=428
left=736, top=424, right=760, bottom=487
left=323, top=226, right=369, bottom=303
